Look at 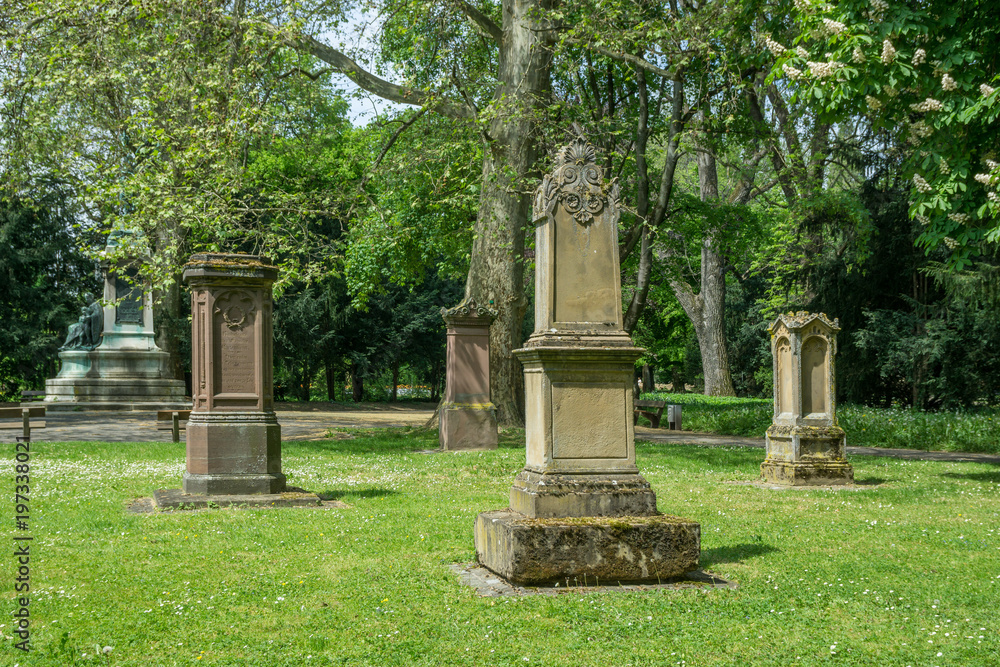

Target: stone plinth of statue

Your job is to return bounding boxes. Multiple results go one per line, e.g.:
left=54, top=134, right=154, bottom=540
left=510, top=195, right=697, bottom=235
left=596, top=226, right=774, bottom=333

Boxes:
left=474, top=139, right=700, bottom=585
left=45, top=230, right=186, bottom=407
left=760, top=312, right=853, bottom=486
left=179, top=254, right=284, bottom=495
left=439, top=299, right=498, bottom=451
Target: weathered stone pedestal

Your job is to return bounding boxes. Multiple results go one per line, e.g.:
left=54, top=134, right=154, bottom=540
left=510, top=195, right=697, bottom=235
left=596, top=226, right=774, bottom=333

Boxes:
left=761, top=312, right=853, bottom=486
left=474, top=139, right=700, bottom=585
left=171, top=254, right=286, bottom=498
left=45, top=230, right=186, bottom=406
left=439, top=299, right=498, bottom=451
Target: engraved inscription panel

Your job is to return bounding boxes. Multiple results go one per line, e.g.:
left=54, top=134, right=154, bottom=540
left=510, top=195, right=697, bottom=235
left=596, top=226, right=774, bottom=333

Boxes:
left=801, top=336, right=828, bottom=416
left=551, top=382, right=626, bottom=459
left=553, top=209, right=619, bottom=325
left=213, top=290, right=258, bottom=395
left=115, top=272, right=143, bottom=325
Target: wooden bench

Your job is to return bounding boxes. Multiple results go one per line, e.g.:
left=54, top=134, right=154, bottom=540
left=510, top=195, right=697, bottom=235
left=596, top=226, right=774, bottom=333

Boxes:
left=0, top=406, right=46, bottom=442
left=157, top=410, right=192, bottom=443
left=633, top=400, right=682, bottom=430
left=20, top=390, right=46, bottom=402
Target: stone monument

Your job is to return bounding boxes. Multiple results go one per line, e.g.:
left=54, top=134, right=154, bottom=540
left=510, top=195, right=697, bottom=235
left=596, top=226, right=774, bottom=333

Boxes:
left=45, top=230, right=186, bottom=406
left=439, top=299, right=498, bottom=451
left=760, top=312, right=854, bottom=486
left=178, top=253, right=283, bottom=495
left=474, top=139, right=700, bottom=585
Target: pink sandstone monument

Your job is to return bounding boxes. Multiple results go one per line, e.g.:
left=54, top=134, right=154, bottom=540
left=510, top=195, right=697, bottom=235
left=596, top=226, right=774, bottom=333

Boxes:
left=474, top=139, right=701, bottom=585
left=439, top=299, right=498, bottom=451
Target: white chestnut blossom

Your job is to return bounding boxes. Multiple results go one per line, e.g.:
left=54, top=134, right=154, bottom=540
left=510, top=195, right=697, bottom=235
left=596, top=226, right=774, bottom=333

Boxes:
left=883, top=85, right=899, bottom=97
left=943, top=237, right=959, bottom=249
left=938, top=159, right=950, bottom=175
left=981, top=84, right=996, bottom=97
left=974, top=173, right=992, bottom=185
left=808, top=61, right=843, bottom=78
left=910, top=98, right=943, bottom=112
left=948, top=212, right=969, bottom=224
left=853, top=47, right=866, bottom=63
left=765, top=37, right=787, bottom=56
left=913, top=174, right=933, bottom=192
left=865, top=95, right=882, bottom=110
left=881, top=39, right=896, bottom=64
left=941, top=73, right=958, bottom=91
left=915, top=213, right=931, bottom=225
left=784, top=65, right=803, bottom=80
left=822, top=19, right=846, bottom=34
left=871, top=0, right=889, bottom=12
left=909, top=120, right=933, bottom=141
left=989, top=192, right=1000, bottom=203
left=912, top=49, right=926, bottom=66
left=796, top=46, right=810, bottom=59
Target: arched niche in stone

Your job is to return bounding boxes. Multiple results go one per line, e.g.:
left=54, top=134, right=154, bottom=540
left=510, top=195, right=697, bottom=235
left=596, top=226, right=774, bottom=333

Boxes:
left=801, top=335, right=829, bottom=418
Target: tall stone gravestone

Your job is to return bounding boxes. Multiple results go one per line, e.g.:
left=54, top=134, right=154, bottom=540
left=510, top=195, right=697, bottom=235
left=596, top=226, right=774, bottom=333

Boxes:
left=439, top=299, right=498, bottom=451
left=761, top=312, right=853, bottom=486
left=45, top=229, right=186, bottom=405
left=474, top=139, right=700, bottom=585
left=179, top=254, right=284, bottom=495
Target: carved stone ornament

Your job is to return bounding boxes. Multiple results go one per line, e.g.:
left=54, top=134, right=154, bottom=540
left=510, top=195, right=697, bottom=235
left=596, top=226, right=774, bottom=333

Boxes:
left=215, top=290, right=257, bottom=330
left=534, top=138, right=620, bottom=227
left=771, top=311, right=841, bottom=331
left=440, top=297, right=498, bottom=322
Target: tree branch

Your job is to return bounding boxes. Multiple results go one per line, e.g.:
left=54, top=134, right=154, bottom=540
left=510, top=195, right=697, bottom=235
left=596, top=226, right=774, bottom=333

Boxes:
left=256, top=21, right=474, bottom=119
left=450, top=0, right=502, bottom=45
left=558, top=37, right=677, bottom=79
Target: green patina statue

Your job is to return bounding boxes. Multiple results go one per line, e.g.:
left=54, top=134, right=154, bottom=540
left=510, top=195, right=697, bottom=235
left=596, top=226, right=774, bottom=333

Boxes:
left=60, top=293, right=103, bottom=350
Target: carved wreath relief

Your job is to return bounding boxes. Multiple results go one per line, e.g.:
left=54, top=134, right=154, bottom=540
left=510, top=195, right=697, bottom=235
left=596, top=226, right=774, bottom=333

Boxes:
left=535, top=138, right=619, bottom=227
left=215, top=290, right=256, bottom=330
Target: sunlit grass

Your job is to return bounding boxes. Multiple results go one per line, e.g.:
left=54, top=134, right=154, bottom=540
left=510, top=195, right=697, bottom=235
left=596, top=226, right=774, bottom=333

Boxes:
left=644, top=392, right=1000, bottom=454
left=4, top=430, right=999, bottom=666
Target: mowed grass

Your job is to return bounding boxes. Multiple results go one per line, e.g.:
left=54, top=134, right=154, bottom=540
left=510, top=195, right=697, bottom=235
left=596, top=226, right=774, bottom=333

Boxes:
left=5, top=429, right=1000, bottom=666
left=644, top=392, right=1000, bottom=454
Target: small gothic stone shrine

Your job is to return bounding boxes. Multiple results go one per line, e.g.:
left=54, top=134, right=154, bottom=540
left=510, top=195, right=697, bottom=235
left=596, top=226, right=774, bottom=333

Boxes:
left=439, top=299, right=498, bottom=451
left=474, top=138, right=700, bottom=585
left=761, top=312, right=854, bottom=486
left=45, top=228, right=185, bottom=405
left=178, top=254, right=284, bottom=495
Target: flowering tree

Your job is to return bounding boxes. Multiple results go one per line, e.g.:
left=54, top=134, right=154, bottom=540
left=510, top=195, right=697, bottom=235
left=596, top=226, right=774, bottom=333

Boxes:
left=768, top=0, right=999, bottom=268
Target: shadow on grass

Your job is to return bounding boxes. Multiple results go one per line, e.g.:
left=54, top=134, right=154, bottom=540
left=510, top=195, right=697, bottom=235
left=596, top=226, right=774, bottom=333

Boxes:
left=286, top=430, right=439, bottom=455
left=637, top=441, right=763, bottom=468
left=317, top=488, right=400, bottom=501
left=940, top=471, right=1000, bottom=483
left=853, top=477, right=889, bottom=486
left=701, top=542, right=780, bottom=567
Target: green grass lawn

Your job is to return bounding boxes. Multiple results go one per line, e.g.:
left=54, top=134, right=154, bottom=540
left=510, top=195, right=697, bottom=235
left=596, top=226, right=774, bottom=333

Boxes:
left=643, top=392, right=1000, bottom=454
left=5, top=429, right=1000, bottom=666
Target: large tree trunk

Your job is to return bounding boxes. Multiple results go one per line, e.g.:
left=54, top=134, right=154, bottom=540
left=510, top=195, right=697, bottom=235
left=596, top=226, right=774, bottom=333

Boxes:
left=670, top=148, right=735, bottom=397
left=465, top=0, right=552, bottom=427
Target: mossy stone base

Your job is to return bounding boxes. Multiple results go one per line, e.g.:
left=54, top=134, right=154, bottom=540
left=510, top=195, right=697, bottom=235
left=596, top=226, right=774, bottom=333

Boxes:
left=474, top=510, right=700, bottom=585
left=509, top=470, right=658, bottom=518
left=760, top=460, right=854, bottom=486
